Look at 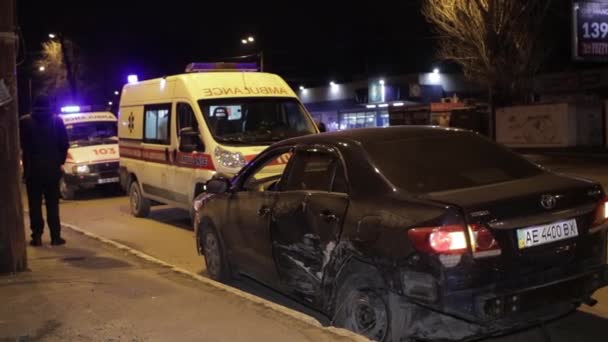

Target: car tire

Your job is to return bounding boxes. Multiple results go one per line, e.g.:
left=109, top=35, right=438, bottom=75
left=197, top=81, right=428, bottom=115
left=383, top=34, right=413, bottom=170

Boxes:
left=129, top=181, right=150, bottom=217
left=333, top=273, right=393, bottom=342
left=200, top=225, right=231, bottom=282
left=59, top=177, right=76, bottom=200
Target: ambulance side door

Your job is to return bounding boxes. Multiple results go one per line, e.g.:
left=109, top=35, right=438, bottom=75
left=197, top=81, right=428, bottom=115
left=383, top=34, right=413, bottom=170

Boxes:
left=139, top=103, right=173, bottom=203
left=172, top=101, right=207, bottom=206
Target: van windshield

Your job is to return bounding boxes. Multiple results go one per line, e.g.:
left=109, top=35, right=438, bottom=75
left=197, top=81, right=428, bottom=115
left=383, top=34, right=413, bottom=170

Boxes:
left=65, top=122, right=118, bottom=147
left=198, top=97, right=316, bottom=145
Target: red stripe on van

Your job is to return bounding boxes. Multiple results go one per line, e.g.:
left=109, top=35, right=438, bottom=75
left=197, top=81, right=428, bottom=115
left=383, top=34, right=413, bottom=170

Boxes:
left=119, top=145, right=215, bottom=170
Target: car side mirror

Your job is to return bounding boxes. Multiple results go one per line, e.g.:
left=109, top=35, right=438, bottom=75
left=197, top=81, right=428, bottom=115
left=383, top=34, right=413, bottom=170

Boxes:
left=206, top=178, right=231, bottom=194
left=179, top=128, right=204, bottom=153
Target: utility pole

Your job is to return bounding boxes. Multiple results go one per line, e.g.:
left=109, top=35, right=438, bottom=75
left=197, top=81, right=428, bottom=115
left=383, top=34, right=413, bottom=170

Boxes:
left=0, top=0, right=27, bottom=273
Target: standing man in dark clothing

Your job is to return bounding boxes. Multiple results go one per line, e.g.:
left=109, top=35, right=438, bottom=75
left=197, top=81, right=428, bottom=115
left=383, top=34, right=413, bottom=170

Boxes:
left=19, top=96, right=69, bottom=246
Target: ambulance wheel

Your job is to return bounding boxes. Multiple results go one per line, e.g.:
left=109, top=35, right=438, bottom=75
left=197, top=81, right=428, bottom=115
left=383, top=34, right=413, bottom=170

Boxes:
left=59, top=177, right=76, bottom=200
left=129, top=181, right=150, bottom=217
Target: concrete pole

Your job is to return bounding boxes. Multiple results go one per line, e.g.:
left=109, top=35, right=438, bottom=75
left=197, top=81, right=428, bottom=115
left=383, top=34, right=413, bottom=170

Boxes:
left=0, top=0, right=27, bottom=273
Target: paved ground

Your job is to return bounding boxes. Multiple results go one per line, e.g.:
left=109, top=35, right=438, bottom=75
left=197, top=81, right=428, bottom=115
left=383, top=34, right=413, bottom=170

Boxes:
left=9, top=154, right=608, bottom=341
left=0, top=229, right=361, bottom=342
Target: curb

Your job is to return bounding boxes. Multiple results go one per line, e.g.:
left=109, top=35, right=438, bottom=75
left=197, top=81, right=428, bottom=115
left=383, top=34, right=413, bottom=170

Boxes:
left=61, top=222, right=369, bottom=342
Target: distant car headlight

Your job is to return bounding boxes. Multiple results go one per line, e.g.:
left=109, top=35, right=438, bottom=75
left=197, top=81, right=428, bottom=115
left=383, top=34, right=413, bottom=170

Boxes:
left=214, top=146, right=246, bottom=169
left=72, top=165, right=90, bottom=174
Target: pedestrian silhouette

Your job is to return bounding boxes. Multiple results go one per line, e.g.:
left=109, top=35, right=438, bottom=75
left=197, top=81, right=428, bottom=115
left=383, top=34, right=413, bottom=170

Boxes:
left=19, top=96, right=69, bottom=246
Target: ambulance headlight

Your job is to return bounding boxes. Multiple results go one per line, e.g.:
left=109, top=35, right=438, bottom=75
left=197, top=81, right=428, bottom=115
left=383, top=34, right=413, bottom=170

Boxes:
left=72, top=165, right=90, bottom=174
left=214, top=146, right=246, bottom=169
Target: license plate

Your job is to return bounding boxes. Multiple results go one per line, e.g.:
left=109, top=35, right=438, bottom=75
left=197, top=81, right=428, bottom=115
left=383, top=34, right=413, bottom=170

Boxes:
left=517, top=219, right=578, bottom=249
left=98, top=177, right=119, bottom=184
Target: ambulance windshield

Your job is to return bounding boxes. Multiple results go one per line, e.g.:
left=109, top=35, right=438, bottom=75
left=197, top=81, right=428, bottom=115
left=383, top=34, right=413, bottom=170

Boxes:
left=199, top=97, right=316, bottom=145
left=66, top=122, right=118, bottom=147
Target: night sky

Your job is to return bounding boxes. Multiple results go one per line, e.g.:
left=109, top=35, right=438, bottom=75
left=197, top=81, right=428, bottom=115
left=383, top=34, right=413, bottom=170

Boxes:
left=17, top=0, right=574, bottom=108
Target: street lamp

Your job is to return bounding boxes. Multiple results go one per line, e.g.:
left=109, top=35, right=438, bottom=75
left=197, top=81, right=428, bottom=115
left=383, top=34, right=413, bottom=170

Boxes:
left=114, top=90, right=119, bottom=96
left=38, top=66, right=45, bottom=72
left=108, top=101, right=113, bottom=106
left=48, top=33, right=56, bottom=39
left=299, top=85, right=305, bottom=91
left=239, top=36, right=264, bottom=71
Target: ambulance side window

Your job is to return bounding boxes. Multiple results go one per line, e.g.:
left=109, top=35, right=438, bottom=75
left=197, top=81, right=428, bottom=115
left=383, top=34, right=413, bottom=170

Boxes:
left=177, top=103, right=199, bottom=133
left=144, top=104, right=171, bottom=145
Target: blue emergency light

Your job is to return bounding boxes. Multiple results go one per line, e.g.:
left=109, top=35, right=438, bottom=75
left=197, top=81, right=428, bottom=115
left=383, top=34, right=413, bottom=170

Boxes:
left=60, top=105, right=81, bottom=113
left=185, top=62, right=259, bottom=73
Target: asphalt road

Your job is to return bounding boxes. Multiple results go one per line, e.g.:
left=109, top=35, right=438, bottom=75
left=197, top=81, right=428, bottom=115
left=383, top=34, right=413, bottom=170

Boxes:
left=48, top=155, right=608, bottom=341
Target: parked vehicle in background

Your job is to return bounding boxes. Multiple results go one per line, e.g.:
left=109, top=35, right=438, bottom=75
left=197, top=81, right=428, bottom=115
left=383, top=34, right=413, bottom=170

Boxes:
left=193, top=126, right=608, bottom=342
left=118, top=63, right=318, bottom=219
left=58, top=107, right=120, bottom=199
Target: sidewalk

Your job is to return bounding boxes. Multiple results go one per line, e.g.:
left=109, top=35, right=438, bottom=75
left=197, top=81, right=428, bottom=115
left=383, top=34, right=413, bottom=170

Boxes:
left=0, top=228, right=362, bottom=342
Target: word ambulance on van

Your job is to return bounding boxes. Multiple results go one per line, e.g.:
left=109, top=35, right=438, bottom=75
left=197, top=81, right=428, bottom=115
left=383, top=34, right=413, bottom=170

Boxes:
left=118, top=62, right=318, bottom=219
left=58, top=106, right=120, bottom=200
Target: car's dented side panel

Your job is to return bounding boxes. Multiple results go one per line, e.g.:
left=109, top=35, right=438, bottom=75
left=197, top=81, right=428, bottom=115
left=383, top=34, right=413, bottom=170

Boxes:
left=317, top=196, right=451, bottom=312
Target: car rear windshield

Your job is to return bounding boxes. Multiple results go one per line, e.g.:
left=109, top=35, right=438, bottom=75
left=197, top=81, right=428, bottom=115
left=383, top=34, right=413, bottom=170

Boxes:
left=198, top=97, right=316, bottom=145
left=364, top=133, right=543, bottom=193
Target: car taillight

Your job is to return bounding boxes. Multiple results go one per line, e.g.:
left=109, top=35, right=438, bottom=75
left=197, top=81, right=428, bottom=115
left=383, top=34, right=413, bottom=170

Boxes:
left=469, top=224, right=501, bottom=258
left=408, top=224, right=501, bottom=257
left=408, top=225, right=468, bottom=255
left=592, top=198, right=608, bottom=227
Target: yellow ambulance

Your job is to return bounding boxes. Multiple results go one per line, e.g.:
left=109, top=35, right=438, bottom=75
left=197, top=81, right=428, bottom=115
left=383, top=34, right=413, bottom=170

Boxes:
left=118, top=63, right=318, bottom=218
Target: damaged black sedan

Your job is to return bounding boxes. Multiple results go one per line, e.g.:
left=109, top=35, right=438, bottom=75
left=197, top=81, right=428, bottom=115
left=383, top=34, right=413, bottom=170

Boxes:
left=193, top=127, right=608, bottom=341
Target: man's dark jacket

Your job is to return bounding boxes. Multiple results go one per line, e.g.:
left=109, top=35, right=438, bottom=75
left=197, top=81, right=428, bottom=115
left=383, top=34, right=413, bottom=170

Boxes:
left=19, top=112, right=69, bottom=180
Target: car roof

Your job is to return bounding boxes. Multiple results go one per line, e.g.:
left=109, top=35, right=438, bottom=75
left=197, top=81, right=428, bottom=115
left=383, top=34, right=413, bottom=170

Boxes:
left=275, top=126, right=470, bottom=147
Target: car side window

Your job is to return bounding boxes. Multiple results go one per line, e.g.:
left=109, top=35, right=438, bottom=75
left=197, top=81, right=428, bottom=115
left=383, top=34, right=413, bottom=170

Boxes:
left=282, top=151, right=347, bottom=193
left=143, top=104, right=171, bottom=145
left=331, top=160, right=348, bottom=193
left=177, top=102, right=199, bottom=133
left=242, top=152, right=293, bottom=192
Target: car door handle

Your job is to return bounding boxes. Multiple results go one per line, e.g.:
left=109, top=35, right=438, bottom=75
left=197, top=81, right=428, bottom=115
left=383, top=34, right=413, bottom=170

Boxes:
left=320, top=210, right=338, bottom=223
left=258, top=206, right=272, bottom=217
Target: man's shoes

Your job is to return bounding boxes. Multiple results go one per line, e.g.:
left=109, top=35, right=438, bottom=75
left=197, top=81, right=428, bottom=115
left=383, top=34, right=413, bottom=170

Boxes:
left=30, top=237, right=42, bottom=247
left=51, top=237, right=66, bottom=246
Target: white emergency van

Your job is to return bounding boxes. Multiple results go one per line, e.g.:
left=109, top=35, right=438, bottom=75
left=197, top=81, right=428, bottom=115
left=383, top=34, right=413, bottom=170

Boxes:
left=118, top=63, right=318, bottom=218
left=59, top=109, right=120, bottom=199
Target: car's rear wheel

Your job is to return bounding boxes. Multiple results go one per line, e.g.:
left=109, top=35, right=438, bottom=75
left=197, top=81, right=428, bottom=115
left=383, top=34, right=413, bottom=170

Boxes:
left=333, top=274, right=392, bottom=342
left=129, top=181, right=150, bottom=217
left=59, top=177, right=76, bottom=200
left=200, top=226, right=231, bottom=282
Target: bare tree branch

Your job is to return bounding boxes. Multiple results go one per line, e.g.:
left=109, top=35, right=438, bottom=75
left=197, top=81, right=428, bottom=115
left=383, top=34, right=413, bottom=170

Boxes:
left=423, top=0, right=553, bottom=105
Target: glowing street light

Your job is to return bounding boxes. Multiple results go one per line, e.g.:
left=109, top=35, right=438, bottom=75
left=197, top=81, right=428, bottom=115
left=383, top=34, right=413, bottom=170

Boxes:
left=48, top=33, right=56, bottom=39
left=108, top=101, right=113, bottom=106
left=299, top=85, right=305, bottom=91
left=242, top=36, right=255, bottom=45
left=38, top=66, right=45, bottom=72
left=114, top=90, right=119, bottom=96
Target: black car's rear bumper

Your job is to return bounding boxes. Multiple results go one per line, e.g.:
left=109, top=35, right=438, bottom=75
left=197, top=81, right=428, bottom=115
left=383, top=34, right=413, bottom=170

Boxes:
left=397, top=264, right=608, bottom=341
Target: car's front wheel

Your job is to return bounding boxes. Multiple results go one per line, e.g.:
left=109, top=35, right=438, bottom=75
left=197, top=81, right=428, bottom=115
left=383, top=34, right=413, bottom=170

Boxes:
left=59, top=177, right=76, bottom=200
left=200, top=226, right=231, bottom=282
left=333, top=273, right=392, bottom=342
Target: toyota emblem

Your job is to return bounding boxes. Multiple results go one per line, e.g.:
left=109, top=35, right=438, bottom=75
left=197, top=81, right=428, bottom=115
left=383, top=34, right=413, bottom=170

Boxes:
left=540, top=194, right=557, bottom=210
